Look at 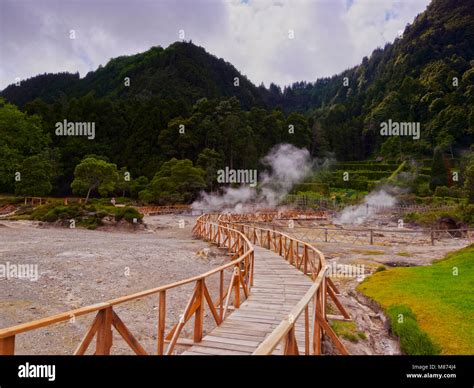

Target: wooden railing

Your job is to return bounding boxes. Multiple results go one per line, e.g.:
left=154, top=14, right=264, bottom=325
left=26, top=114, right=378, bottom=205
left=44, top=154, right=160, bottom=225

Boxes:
left=0, top=214, right=253, bottom=355
left=0, top=211, right=348, bottom=356
left=137, top=205, right=191, bottom=215
left=261, top=220, right=474, bottom=246
left=217, top=209, right=328, bottom=223
left=23, top=197, right=85, bottom=206
left=217, top=213, right=349, bottom=355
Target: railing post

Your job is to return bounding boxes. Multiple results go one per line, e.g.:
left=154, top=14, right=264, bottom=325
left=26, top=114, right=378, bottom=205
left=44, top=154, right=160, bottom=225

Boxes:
left=431, top=228, right=435, bottom=246
left=219, top=270, right=224, bottom=321
left=324, top=228, right=328, bottom=242
left=233, top=266, right=241, bottom=308
left=284, top=327, right=299, bottom=355
left=313, top=293, right=321, bottom=355
left=370, top=229, right=373, bottom=245
left=250, top=250, right=254, bottom=287
left=304, top=306, right=309, bottom=355
left=304, top=245, right=308, bottom=275
left=96, top=307, right=113, bottom=355
left=0, top=336, right=15, bottom=355
left=194, top=280, right=204, bottom=343
left=289, top=240, right=294, bottom=264
left=157, top=290, right=166, bottom=355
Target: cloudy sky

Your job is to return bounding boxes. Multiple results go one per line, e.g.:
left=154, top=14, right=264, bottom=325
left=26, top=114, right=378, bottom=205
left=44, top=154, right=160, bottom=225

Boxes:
left=0, top=0, right=430, bottom=90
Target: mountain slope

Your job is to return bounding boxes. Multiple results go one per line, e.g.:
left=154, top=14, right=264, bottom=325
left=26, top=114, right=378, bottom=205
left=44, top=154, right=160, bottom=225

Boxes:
left=270, top=0, right=474, bottom=159
left=1, top=42, right=264, bottom=109
left=1, top=0, right=472, bottom=168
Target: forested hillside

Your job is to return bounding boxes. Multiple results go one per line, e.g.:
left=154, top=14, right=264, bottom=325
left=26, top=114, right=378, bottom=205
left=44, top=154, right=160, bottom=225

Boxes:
left=0, top=0, right=472, bottom=198
left=269, top=0, right=474, bottom=159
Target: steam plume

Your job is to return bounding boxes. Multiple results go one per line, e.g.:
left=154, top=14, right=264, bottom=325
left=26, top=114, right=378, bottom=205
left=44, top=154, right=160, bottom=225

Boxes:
left=192, top=143, right=312, bottom=211
left=335, top=189, right=397, bottom=225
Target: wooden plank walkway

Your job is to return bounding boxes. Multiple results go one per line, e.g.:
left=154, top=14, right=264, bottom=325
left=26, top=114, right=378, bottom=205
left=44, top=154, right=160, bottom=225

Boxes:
left=182, top=246, right=314, bottom=355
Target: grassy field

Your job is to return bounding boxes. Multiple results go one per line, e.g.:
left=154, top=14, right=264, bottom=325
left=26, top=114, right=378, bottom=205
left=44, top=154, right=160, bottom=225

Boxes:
left=357, top=245, right=474, bottom=355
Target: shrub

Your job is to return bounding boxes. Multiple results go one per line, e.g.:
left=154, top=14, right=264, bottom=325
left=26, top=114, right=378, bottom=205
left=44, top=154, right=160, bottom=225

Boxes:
left=387, top=305, right=441, bottom=355
left=416, top=182, right=432, bottom=196
left=114, top=206, right=143, bottom=223
left=32, top=203, right=84, bottom=222
left=138, top=189, right=153, bottom=203
left=459, top=204, right=474, bottom=225
left=292, top=183, right=330, bottom=195
left=96, top=209, right=109, bottom=219
left=334, top=163, right=398, bottom=172
left=434, top=186, right=466, bottom=198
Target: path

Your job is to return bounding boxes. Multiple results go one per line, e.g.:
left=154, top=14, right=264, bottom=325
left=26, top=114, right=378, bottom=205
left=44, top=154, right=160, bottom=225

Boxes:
left=183, top=246, right=313, bottom=355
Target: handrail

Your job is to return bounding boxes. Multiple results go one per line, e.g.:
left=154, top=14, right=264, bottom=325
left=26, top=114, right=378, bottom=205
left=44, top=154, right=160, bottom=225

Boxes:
left=217, top=213, right=349, bottom=355
left=0, top=213, right=254, bottom=355
left=137, top=205, right=191, bottom=215
left=255, top=220, right=474, bottom=246
left=254, top=269, right=327, bottom=355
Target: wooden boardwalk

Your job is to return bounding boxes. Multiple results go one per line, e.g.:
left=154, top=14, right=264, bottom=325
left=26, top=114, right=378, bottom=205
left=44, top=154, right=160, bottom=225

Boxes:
left=182, top=246, right=314, bottom=355
left=0, top=213, right=349, bottom=356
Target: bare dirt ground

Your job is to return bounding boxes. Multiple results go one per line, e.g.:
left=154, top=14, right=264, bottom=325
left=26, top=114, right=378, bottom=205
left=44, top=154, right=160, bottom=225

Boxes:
left=1, top=210, right=468, bottom=356
left=0, top=215, right=230, bottom=355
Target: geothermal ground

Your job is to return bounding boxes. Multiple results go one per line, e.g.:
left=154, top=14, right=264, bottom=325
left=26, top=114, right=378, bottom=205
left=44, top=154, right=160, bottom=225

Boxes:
left=0, top=215, right=230, bottom=355
left=0, top=212, right=469, bottom=355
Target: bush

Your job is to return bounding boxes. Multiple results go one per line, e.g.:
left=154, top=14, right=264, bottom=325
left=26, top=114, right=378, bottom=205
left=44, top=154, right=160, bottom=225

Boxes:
left=387, top=305, right=441, bottom=355
left=32, top=203, right=84, bottom=222
left=334, top=163, right=398, bottom=172
left=30, top=202, right=120, bottom=226
left=138, top=189, right=153, bottom=203
left=85, top=204, right=97, bottom=212
left=416, top=182, right=432, bottom=196
left=459, top=204, right=474, bottom=225
left=96, top=209, right=109, bottom=219
left=114, top=206, right=143, bottom=223
left=434, top=186, right=466, bottom=198
left=292, top=183, right=330, bottom=195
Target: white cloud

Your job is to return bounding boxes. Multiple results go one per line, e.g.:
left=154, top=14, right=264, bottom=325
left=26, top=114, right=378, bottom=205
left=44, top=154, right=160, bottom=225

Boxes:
left=0, top=0, right=430, bottom=90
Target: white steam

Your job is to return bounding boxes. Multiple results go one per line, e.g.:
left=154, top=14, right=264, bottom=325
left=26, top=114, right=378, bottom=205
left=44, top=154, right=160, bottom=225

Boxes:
left=193, top=143, right=312, bottom=211
left=335, top=189, right=397, bottom=225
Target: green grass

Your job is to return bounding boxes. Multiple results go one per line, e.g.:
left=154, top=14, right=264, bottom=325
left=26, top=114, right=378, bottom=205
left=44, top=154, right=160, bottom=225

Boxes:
left=386, top=305, right=441, bottom=355
left=351, top=249, right=385, bottom=255
left=330, top=321, right=367, bottom=343
left=403, top=203, right=474, bottom=227
left=397, top=252, right=413, bottom=257
left=358, top=245, right=474, bottom=354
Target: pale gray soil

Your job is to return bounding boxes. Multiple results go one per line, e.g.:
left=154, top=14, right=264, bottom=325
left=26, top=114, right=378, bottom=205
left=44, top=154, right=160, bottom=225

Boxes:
left=1, top=211, right=469, bottom=356
left=0, top=215, right=230, bottom=355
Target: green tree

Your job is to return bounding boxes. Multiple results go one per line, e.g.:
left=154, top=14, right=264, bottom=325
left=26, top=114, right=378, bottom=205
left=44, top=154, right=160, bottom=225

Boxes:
left=15, top=155, right=54, bottom=196
left=148, top=159, right=205, bottom=204
left=0, top=99, right=51, bottom=193
left=116, top=167, right=131, bottom=197
left=130, top=176, right=149, bottom=199
left=464, top=160, right=474, bottom=204
left=196, top=148, right=224, bottom=192
left=71, top=157, right=118, bottom=202
left=430, top=148, right=448, bottom=191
